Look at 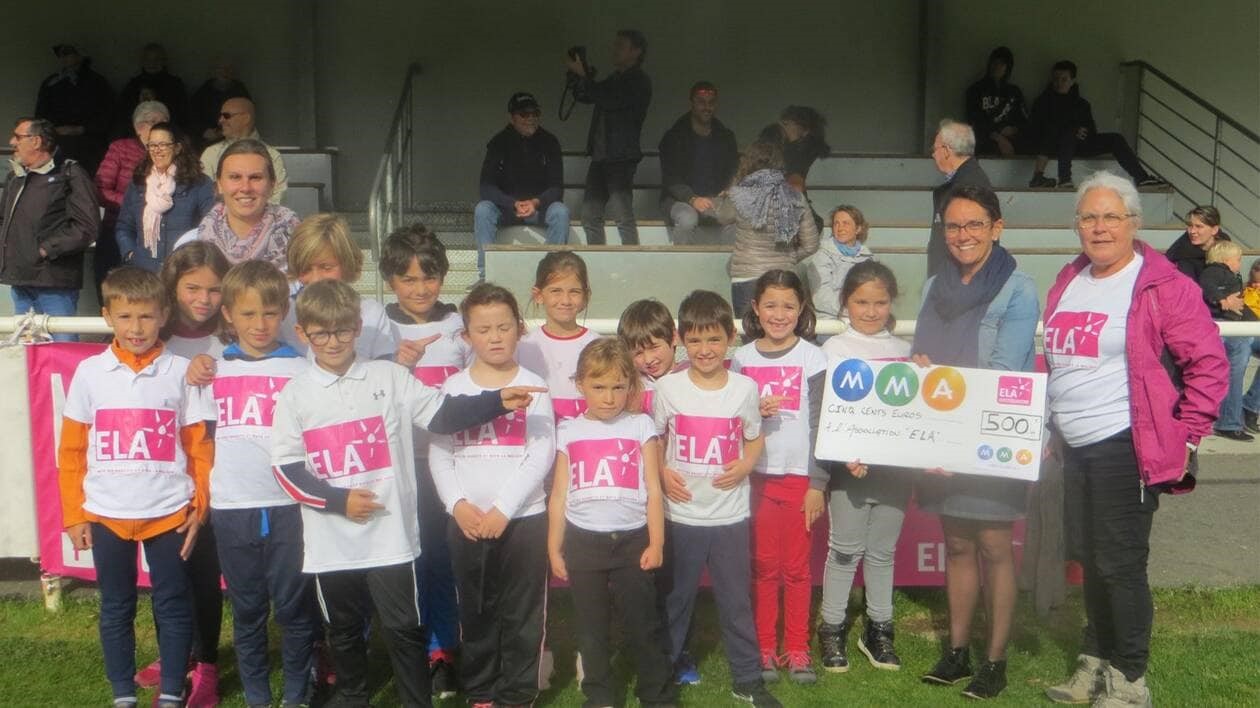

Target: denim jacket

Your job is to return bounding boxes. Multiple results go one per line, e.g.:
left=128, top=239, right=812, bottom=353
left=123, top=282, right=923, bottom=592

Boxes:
left=920, top=269, right=1040, bottom=372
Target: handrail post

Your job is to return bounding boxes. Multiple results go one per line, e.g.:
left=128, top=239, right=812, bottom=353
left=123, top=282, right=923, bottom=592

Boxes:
left=1210, top=116, right=1222, bottom=206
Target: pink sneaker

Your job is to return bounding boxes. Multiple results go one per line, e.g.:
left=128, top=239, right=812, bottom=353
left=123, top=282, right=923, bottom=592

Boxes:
left=785, top=651, right=818, bottom=685
left=135, top=660, right=162, bottom=689
left=184, top=662, right=218, bottom=708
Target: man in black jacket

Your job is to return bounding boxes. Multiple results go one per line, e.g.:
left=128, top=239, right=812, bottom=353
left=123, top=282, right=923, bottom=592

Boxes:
left=966, top=47, right=1026, bottom=156
left=35, top=45, right=114, bottom=174
left=565, top=30, right=651, bottom=245
left=658, top=82, right=738, bottom=244
left=1, top=118, right=100, bottom=341
left=474, top=92, right=567, bottom=279
left=927, top=120, right=992, bottom=279
left=1026, top=61, right=1161, bottom=189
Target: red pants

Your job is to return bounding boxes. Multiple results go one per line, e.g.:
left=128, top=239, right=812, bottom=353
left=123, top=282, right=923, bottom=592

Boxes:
left=751, top=474, right=813, bottom=655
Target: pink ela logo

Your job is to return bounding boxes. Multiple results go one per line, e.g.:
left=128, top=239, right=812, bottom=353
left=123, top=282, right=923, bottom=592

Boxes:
left=413, top=366, right=459, bottom=388
left=568, top=437, right=641, bottom=491
left=673, top=415, right=741, bottom=465
left=1043, top=311, right=1109, bottom=358
left=996, top=375, right=1034, bottom=406
left=303, top=416, right=392, bottom=479
left=553, top=398, right=589, bottom=422
left=94, top=408, right=176, bottom=462
left=214, top=375, right=289, bottom=427
left=740, top=365, right=803, bottom=411
left=452, top=411, right=526, bottom=447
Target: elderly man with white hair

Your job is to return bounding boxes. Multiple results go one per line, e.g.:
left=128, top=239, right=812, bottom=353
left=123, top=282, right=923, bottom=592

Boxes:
left=199, top=96, right=287, bottom=204
left=927, top=119, right=992, bottom=278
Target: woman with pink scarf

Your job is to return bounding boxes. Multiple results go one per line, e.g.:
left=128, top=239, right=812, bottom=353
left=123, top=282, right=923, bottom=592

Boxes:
left=115, top=122, right=215, bottom=272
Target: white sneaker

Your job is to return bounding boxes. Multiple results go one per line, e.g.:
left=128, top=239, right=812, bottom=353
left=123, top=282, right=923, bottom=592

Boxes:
left=1091, top=665, right=1152, bottom=708
left=1046, top=654, right=1106, bottom=704
left=538, top=647, right=555, bottom=690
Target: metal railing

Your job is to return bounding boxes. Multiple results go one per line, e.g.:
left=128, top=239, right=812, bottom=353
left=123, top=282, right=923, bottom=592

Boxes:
left=1121, top=61, right=1260, bottom=242
left=366, top=63, right=423, bottom=299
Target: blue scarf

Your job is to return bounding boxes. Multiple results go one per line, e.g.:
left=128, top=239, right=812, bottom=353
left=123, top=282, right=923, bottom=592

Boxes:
left=913, top=244, right=1016, bottom=368
left=728, top=169, right=805, bottom=244
left=835, top=241, right=864, bottom=257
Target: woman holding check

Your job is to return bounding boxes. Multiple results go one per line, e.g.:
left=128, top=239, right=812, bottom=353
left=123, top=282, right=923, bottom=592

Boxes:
left=911, top=184, right=1040, bottom=700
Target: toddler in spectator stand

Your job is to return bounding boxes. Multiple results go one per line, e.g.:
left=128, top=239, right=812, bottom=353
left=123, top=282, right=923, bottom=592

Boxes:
left=730, top=270, right=828, bottom=685
left=58, top=266, right=217, bottom=708
left=379, top=224, right=471, bottom=698
left=618, top=298, right=681, bottom=412
left=517, top=250, right=600, bottom=422
left=653, top=290, right=781, bottom=708
left=283, top=213, right=398, bottom=361
left=547, top=338, right=677, bottom=708
left=815, top=261, right=913, bottom=673
left=1245, top=259, right=1260, bottom=319
left=270, top=280, right=541, bottom=708
left=429, top=284, right=556, bottom=708
left=208, top=260, right=316, bottom=708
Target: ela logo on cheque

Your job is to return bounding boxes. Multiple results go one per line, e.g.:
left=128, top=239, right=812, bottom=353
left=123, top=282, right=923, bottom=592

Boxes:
left=832, top=360, right=966, bottom=411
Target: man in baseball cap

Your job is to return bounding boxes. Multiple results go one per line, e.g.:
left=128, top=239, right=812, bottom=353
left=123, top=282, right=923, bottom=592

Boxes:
left=473, top=91, right=569, bottom=279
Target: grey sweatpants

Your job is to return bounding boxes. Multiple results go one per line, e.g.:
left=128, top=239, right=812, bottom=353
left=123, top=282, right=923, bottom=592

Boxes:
left=820, top=487, right=908, bottom=624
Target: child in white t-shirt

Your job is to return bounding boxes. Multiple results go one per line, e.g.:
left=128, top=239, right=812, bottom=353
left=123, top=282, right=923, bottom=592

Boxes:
left=730, top=270, right=828, bottom=684
left=617, top=298, right=681, bottom=413
left=516, top=250, right=600, bottom=422
left=653, top=290, right=781, bottom=707
left=547, top=337, right=676, bottom=707
left=429, top=284, right=556, bottom=707
left=270, top=280, right=541, bottom=707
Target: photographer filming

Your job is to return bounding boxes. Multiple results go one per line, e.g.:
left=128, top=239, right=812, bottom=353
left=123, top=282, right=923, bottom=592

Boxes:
left=563, top=29, right=652, bottom=245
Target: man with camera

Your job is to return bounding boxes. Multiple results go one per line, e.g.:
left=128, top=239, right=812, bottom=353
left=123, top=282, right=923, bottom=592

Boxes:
left=474, top=92, right=568, bottom=280
left=563, top=30, right=651, bottom=246
left=658, top=81, right=738, bottom=244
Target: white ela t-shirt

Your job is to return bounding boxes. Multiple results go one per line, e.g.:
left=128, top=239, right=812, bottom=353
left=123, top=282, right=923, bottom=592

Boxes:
left=558, top=412, right=657, bottom=532
left=731, top=339, right=828, bottom=476
left=516, top=326, right=601, bottom=422
left=391, top=309, right=473, bottom=457
left=652, top=370, right=762, bottom=527
left=1045, top=254, right=1143, bottom=447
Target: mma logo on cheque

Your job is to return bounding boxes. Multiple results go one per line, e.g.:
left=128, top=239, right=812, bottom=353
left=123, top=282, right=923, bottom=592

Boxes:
left=832, top=359, right=966, bottom=411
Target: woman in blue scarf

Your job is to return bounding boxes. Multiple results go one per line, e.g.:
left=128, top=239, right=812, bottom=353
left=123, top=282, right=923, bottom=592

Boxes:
left=912, top=184, right=1039, bottom=700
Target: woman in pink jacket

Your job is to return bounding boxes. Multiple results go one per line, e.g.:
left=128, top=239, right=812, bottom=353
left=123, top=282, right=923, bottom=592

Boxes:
left=1041, top=171, right=1227, bottom=707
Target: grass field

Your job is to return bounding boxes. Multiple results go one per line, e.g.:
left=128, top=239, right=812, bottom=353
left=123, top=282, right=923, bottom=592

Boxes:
left=1, top=585, right=1258, bottom=706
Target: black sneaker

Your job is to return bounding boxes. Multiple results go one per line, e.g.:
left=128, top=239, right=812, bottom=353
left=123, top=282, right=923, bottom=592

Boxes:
left=858, top=619, right=901, bottom=670
left=1029, top=174, right=1057, bottom=188
left=1215, top=428, right=1255, bottom=442
left=1245, top=409, right=1259, bottom=434
left=817, top=620, right=851, bottom=672
left=731, top=680, right=783, bottom=707
left=922, top=647, right=972, bottom=685
left=961, top=660, right=1007, bottom=700
left=431, top=656, right=459, bottom=699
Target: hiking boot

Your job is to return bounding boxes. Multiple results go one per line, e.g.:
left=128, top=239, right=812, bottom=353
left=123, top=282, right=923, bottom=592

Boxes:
left=858, top=619, right=901, bottom=670
left=1244, top=408, right=1259, bottom=434
left=1092, top=665, right=1153, bottom=707
left=1029, top=174, right=1057, bottom=188
left=759, top=650, right=781, bottom=683
left=922, top=647, right=972, bottom=685
left=784, top=651, right=817, bottom=684
left=674, top=652, right=701, bottom=685
left=135, top=660, right=162, bottom=689
left=818, top=619, right=852, bottom=673
left=185, top=662, right=218, bottom=708
left=430, top=655, right=459, bottom=699
left=961, top=660, right=1007, bottom=700
left=731, top=680, right=783, bottom=707
left=1046, top=654, right=1107, bottom=704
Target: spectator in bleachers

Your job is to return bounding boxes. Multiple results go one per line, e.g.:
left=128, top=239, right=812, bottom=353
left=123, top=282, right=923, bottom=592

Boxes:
left=1026, top=61, right=1161, bottom=190
left=966, top=47, right=1027, bottom=157
left=1, top=118, right=99, bottom=340
left=189, top=58, right=251, bottom=149
left=115, top=43, right=189, bottom=138
left=199, top=97, right=287, bottom=205
left=1199, top=239, right=1256, bottom=442
left=195, top=138, right=298, bottom=271
left=35, top=44, right=114, bottom=174
left=116, top=122, right=215, bottom=273
left=565, top=29, right=652, bottom=245
left=774, top=106, right=830, bottom=192
left=1165, top=205, right=1231, bottom=281
left=717, top=133, right=819, bottom=316
left=927, top=120, right=992, bottom=279
left=804, top=205, right=873, bottom=317
left=658, top=81, right=738, bottom=245
left=95, top=101, right=171, bottom=294
left=474, top=92, right=568, bottom=280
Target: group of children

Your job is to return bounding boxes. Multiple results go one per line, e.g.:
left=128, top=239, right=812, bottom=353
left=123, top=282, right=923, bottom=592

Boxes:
left=59, top=212, right=920, bottom=708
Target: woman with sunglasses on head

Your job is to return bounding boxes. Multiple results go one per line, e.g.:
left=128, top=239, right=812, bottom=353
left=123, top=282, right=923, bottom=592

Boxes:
left=115, top=121, right=215, bottom=273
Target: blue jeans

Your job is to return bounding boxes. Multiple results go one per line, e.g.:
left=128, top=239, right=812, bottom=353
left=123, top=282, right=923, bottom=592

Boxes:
left=10, top=285, right=79, bottom=342
left=92, top=523, right=192, bottom=700
left=1218, top=335, right=1253, bottom=431
left=1243, top=337, right=1260, bottom=417
left=416, top=458, right=459, bottom=654
left=474, top=200, right=570, bottom=278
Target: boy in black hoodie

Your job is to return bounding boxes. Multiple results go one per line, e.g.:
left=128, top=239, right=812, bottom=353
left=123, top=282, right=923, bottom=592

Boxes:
left=966, top=47, right=1026, bottom=156
left=1025, top=60, right=1162, bottom=189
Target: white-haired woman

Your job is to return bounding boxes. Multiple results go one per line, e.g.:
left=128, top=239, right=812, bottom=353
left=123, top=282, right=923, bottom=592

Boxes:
left=94, top=100, right=169, bottom=288
left=1043, top=172, right=1227, bottom=706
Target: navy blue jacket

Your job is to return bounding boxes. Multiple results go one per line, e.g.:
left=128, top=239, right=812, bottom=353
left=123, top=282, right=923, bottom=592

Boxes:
left=115, top=176, right=215, bottom=272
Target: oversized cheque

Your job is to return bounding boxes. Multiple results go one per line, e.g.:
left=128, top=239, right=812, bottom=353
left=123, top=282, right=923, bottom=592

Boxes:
left=815, top=358, right=1047, bottom=481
